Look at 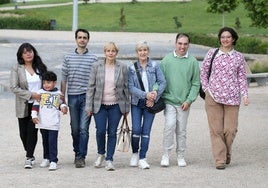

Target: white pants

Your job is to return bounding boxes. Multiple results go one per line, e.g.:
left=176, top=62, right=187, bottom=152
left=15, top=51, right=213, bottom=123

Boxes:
left=163, top=104, right=190, bottom=158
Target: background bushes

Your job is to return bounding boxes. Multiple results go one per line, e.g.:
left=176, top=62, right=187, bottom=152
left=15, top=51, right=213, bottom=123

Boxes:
left=189, top=33, right=268, bottom=54
left=0, top=17, right=50, bottom=30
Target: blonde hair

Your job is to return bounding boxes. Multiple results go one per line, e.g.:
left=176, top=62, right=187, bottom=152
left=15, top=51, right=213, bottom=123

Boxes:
left=103, top=42, right=119, bottom=53
left=135, top=40, right=150, bottom=52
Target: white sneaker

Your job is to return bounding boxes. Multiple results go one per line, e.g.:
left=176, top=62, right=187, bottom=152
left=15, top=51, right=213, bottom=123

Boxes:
left=160, top=154, right=169, bottom=167
left=129, top=153, right=139, bottom=167
left=48, top=162, right=57, bottom=171
left=105, top=160, right=115, bottom=171
left=138, top=159, right=150, bottom=169
left=40, top=159, right=50, bottom=168
left=177, top=158, right=187, bottom=167
left=94, top=154, right=105, bottom=168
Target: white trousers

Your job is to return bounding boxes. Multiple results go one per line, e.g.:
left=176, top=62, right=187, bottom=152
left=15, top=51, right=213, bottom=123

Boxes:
left=163, top=104, right=190, bottom=158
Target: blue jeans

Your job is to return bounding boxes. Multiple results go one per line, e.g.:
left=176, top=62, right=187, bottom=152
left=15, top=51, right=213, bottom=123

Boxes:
left=40, top=129, right=58, bottom=163
left=131, top=104, right=155, bottom=159
left=93, top=104, right=122, bottom=161
left=68, top=94, right=91, bottom=159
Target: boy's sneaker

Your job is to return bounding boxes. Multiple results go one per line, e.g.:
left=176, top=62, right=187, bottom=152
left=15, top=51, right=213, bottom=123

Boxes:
left=105, top=160, right=115, bottom=171
left=138, top=159, right=150, bottom=169
left=24, top=157, right=35, bottom=169
left=94, top=154, right=105, bottom=168
left=49, top=162, right=57, bottom=171
left=177, top=158, right=187, bottom=167
left=40, top=159, right=50, bottom=168
left=129, top=153, right=139, bottom=167
left=160, top=154, right=169, bottom=167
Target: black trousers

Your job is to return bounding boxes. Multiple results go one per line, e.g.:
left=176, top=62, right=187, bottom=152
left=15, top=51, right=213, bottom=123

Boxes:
left=18, top=103, right=38, bottom=158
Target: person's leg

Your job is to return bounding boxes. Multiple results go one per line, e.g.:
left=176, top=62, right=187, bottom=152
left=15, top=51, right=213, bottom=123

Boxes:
left=163, top=104, right=177, bottom=154
left=18, top=117, right=28, bottom=153
left=223, top=105, right=239, bottom=164
left=40, top=129, right=49, bottom=160
left=131, top=105, right=142, bottom=154
left=26, top=103, right=37, bottom=159
left=106, top=104, right=122, bottom=161
left=48, top=130, right=58, bottom=163
left=94, top=105, right=108, bottom=156
left=78, top=94, right=91, bottom=159
left=175, top=106, right=190, bottom=159
left=139, top=109, right=155, bottom=159
left=68, top=95, right=80, bottom=158
left=205, top=93, right=225, bottom=167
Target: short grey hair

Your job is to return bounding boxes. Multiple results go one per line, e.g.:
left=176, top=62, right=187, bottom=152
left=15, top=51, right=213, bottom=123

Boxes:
left=135, top=40, right=150, bottom=52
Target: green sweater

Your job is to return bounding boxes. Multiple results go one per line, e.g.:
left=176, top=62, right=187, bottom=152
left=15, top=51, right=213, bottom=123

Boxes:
left=160, top=52, right=200, bottom=105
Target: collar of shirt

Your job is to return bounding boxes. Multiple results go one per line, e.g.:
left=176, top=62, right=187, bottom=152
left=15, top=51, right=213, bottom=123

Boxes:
left=218, top=49, right=234, bottom=56
left=173, top=50, right=189, bottom=58
left=75, top=48, right=88, bottom=54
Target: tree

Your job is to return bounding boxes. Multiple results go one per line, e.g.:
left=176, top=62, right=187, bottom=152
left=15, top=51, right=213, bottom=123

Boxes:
left=242, top=0, right=268, bottom=28
left=207, top=0, right=239, bottom=27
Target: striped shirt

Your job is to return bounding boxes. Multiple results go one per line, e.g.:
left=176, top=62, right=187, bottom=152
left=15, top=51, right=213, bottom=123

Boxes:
left=61, top=49, right=98, bottom=95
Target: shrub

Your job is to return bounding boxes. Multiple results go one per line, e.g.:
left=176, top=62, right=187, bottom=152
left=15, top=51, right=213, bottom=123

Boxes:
left=249, top=59, right=268, bottom=73
left=0, top=0, right=10, bottom=5
left=0, top=17, right=50, bottom=30
left=189, top=33, right=268, bottom=54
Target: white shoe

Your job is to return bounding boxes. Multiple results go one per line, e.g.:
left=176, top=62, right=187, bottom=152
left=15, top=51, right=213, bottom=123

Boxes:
left=94, top=154, right=105, bottom=168
left=129, top=153, right=139, bottom=167
left=48, top=162, right=57, bottom=171
left=40, top=159, right=50, bottom=168
left=105, top=160, right=115, bottom=171
left=177, top=158, right=187, bottom=167
left=138, top=159, right=150, bottom=169
left=160, top=154, right=169, bottom=167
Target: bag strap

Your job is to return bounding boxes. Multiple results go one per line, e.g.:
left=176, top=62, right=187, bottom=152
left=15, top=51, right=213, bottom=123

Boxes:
left=120, top=115, right=129, bottom=130
left=208, top=48, right=219, bottom=79
left=134, top=62, right=145, bottom=92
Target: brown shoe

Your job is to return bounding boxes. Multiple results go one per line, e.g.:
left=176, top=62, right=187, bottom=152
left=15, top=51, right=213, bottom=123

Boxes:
left=216, top=163, right=225, bottom=170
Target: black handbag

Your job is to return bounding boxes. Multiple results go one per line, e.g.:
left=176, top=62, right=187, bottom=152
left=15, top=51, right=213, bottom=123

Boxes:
left=134, top=62, right=165, bottom=114
left=200, top=48, right=219, bottom=99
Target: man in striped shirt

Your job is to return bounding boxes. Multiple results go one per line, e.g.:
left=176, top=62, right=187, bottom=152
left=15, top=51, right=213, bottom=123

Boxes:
left=61, top=28, right=98, bottom=168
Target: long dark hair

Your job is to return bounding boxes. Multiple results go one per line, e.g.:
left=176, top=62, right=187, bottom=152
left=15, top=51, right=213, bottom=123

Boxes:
left=16, top=43, right=47, bottom=75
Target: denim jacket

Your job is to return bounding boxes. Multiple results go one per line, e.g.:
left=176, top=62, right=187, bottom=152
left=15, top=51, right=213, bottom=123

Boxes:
left=128, top=59, right=166, bottom=105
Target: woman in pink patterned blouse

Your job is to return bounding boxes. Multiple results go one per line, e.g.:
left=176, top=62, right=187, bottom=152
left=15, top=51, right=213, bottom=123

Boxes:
left=200, top=27, right=249, bottom=170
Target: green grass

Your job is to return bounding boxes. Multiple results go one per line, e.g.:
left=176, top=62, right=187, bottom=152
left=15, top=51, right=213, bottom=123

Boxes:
left=1, top=0, right=267, bottom=37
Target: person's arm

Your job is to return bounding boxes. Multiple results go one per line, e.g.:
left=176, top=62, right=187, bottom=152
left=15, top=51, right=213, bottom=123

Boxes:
left=60, top=81, right=67, bottom=104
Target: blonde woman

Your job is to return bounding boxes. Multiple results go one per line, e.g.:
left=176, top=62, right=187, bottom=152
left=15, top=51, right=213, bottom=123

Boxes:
left=86, top=42, right=130, bottom=171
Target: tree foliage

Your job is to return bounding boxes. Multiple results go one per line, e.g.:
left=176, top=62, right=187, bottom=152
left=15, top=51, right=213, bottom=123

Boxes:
left=207, top=0, right=268, bottom=28
left=242, top=0, right=268, bottom=28
left=207, top=0, right=239, bottom=14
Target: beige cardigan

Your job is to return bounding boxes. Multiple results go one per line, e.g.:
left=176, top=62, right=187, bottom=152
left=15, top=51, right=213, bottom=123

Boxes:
left=10, top=64, right=33, bottom=118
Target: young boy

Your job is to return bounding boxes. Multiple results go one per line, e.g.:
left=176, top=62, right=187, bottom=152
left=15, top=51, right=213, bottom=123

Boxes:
left=31, top=71, right=68, bottom=171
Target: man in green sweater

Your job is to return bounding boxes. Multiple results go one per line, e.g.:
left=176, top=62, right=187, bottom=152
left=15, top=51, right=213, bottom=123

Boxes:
left=160, top=33, right=200, bottom=167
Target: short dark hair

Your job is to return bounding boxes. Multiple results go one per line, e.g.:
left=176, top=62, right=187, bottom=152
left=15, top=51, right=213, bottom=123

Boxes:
left=75, top=28, right=90, bottom=39
left=176, top=33, right=190, bottom=43
left=218, top=27, right=238, bottom=45
left=42, top=71, right=57, bottom=82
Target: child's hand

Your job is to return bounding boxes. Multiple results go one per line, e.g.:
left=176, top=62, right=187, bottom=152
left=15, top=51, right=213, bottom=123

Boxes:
left=32, top=118, right=39, bottom=124
left=61, top=107, right=68, bottom=114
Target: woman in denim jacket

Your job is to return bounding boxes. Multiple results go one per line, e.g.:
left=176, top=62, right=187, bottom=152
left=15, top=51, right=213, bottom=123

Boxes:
left=128, top=41, right=166, bottom=169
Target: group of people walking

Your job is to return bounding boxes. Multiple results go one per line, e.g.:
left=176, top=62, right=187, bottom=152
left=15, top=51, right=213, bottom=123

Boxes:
left=10, top=27, right=249, bottom=171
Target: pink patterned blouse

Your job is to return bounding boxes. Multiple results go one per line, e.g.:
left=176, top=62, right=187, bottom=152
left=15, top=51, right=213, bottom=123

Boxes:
left=201, top=48, right=248, bottom=105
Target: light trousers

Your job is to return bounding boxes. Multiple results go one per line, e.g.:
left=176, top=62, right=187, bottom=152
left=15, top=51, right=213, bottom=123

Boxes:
left=205, top=93, right=239, bottom=165
left=163, top=104, right=190, bottom=158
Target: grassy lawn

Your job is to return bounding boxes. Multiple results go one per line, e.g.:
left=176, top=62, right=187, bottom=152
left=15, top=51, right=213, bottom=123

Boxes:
left=0, top=0, right=267, bottom=36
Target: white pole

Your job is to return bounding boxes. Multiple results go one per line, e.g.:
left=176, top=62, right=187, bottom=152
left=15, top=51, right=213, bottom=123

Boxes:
left=72, top=0, right=78, bottom=31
